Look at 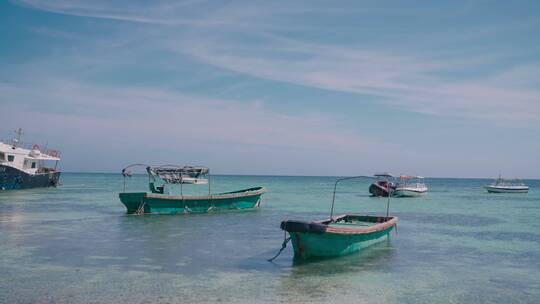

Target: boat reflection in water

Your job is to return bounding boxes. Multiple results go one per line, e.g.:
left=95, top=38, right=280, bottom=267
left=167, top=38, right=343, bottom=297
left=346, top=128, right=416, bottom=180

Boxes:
left=277, top=240, right=396, bottom=302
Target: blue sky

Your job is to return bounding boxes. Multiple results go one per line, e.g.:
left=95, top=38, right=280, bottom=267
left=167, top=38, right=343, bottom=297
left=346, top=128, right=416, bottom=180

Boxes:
left=1, top=0, right=539, bottom=177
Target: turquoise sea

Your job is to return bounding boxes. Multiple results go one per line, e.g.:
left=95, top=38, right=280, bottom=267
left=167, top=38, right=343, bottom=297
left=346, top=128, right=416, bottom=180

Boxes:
left=1, top=173, right=539, bottom=303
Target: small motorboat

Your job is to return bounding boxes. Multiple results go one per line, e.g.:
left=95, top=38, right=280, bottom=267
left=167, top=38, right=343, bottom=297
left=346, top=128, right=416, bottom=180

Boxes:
left=119, top=164, right=266, bottom=214
left=369, top=173, right=395, bottom=197
left=274, top=176, right=397, bottom=260
left=393, top=175, right=428, bottom=197
left=485, top=176, right=528, bottom=193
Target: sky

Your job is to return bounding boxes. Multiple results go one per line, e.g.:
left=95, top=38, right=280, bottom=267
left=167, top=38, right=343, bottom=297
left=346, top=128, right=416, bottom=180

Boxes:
left=1, top=0, right=539, bottom=178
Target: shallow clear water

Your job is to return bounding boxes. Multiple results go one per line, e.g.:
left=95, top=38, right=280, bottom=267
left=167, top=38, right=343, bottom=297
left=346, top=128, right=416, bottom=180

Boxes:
left=1, top=174, right=539, bottom=303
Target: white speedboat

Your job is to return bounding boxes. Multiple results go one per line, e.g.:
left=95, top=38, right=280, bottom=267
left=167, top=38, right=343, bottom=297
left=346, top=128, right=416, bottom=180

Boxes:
left=393, top=175, right=428, bottom=197
left=485, top=176, right=528, bottom=193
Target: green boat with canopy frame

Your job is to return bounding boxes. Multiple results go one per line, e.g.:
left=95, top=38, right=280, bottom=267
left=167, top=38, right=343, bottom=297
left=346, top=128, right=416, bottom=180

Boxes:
left=119, top=164, right=267, bottom=215
left=270, top=176, right=397, bottom=260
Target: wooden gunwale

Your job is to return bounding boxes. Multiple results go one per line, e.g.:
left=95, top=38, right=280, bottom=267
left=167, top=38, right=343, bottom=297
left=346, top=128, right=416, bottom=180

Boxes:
left=315, top=214, right=398, bottom=235
left=144, top=186, right=267, bottom=201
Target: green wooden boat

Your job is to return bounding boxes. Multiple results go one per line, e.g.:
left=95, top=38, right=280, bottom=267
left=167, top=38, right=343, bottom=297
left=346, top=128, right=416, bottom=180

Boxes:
left=275, top=176, right=397, bottom=260
left=118, top=164, right=266, bottom=214
left=281, top=214, right=397, bottom=259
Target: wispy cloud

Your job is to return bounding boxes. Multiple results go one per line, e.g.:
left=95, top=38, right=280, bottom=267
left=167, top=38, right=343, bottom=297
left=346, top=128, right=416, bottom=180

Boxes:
left=1, top=79, right=397, bottom=174
left=15, top=0, right=208, bottom=25
left=176, top=33, right=540, bottom=124
left=14, top=0, right=540, bottom=125
left=4, top=0, right=540, bottom=176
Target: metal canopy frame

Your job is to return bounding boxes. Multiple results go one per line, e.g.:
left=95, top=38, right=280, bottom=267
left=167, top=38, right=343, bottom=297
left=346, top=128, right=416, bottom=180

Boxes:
left=121, top=163, right=211, bottom=196
left=147, top=165, right=209, bottom=184
left=329, top=175, right=392, bottom=222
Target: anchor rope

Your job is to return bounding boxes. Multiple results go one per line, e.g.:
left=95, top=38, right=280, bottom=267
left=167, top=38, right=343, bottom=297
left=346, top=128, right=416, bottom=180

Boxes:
left=267, top=231, right=291, bottom=262
left=135, top=201, right=146, bottom=215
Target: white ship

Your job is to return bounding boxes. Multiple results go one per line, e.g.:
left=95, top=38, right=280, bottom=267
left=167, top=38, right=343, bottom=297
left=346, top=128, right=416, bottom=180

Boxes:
left=0, top=128, right=61, bottom=190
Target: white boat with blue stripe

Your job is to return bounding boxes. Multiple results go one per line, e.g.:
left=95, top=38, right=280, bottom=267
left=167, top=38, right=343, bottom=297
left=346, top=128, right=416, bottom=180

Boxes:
left=485, top=176, right=528, bottom=193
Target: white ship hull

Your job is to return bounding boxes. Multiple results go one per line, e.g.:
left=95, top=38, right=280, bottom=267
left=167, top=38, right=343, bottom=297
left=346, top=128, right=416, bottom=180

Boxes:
left=393, top=187, right=427, bottom=197
left=485, top=186, right=528, bottom=193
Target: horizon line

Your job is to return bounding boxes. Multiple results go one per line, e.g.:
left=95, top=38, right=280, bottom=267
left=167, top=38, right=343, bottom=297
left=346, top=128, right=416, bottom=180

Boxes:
left=60, top=171, right=540, bottom=180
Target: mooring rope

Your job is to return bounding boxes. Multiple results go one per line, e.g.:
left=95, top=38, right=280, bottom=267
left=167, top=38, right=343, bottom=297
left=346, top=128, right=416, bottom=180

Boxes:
left=135, top=201, right=146, bottom=215
left=267, top=231, right=291, bottom=262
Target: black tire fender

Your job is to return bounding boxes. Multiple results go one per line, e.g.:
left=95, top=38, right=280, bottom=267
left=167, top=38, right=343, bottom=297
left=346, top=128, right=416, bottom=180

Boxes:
left=280, top=220, right=327, bottom=234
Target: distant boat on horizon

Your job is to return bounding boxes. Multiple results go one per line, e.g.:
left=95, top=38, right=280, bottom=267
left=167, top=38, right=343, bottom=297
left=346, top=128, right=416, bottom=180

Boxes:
left=485, top=175, right=528, bottom=193
left=0, top=128, right=61, bottom=190
left=369, top=172, right=396, bottom=197
left=392, top=175, right=428, bottom=197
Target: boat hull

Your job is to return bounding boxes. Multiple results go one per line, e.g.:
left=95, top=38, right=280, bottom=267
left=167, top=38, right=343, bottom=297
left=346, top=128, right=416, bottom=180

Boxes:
left=118, top=187, right=266, bottom=214
left=392, top=188, right=427, bottom=197
left=0, top=165, right=60, bottom=190
left=282, top=215, right=397, bottom=259
left=369, top=182, right=391, bottom=197
left=485, top=186, right=528, bottom=193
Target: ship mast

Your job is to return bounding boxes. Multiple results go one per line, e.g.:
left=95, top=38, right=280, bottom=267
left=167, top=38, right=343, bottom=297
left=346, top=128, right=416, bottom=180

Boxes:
left=13, top=128, right=23, bottom=147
